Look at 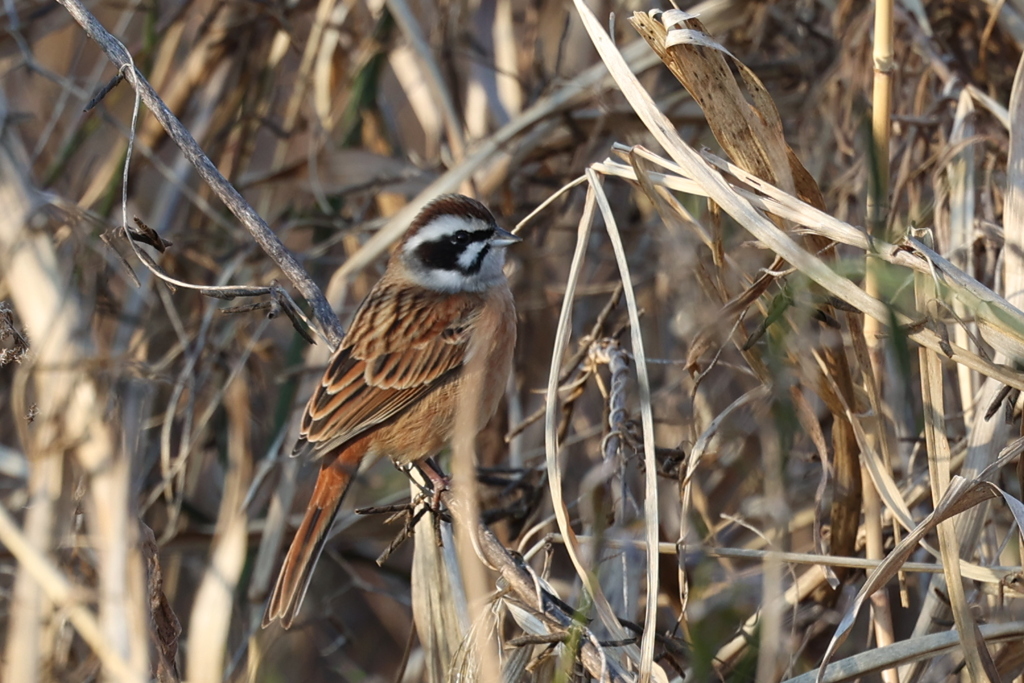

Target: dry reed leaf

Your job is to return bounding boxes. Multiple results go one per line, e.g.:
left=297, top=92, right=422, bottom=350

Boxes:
left=786, top=622, right=1024, bottom=683
left=1005, top=55, right=1024, bottom=309
left=817, top=435, right=1024, bottom=683
left=624, top=12, right=828, bottom=373
left=914, top=234, right=998, bottom=681
left=945, top=89, right=980, bottom=422
left=627, top=9, right=863, bottom=597
left=600, top=148, right=1024, bottom=387
left=629, top=9, right=823, bottom=209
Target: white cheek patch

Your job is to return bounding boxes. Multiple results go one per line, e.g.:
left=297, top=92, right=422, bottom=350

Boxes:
left=457, top=242, right=486, bottom=271
left=407, top=246, right=510, bottom=293
left=416, top=268, right=479, bottom=293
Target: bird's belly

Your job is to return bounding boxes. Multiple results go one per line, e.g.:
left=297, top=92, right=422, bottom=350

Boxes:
left=371, top=374, right=503, bottom=466
left=374, top=391, right=457, bottom=464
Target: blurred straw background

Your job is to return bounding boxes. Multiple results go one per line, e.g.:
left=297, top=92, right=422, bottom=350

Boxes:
left=2, top=0, right=1024, bottom=680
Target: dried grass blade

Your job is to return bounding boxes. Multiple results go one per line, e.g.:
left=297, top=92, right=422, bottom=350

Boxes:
left=1005, top=53, right=1024, bottom=310
left=599, top=149, right=1024, bottom=390
left=543, top=184, right=635, bottom=676
left=816, top=470, right=1024, bottom=682
left=946, top=90, right=979, bottom=422
left=787, top=622, right=1024, bottom=683
left=915, top=237, right=997, bottom=681
left=625, top=18, right=864, bottom=547
left=586, top=168, right=662, bottom=682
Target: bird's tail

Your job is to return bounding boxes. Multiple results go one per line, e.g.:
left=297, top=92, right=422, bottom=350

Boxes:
left=262, top=457, right=355, bottom=629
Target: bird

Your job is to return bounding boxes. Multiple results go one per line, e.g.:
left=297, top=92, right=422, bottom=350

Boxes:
left=263, top=194, right=520, bottom=629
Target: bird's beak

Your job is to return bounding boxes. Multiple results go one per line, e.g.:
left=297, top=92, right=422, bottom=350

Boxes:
left=490, top=227, right=522, bottom=248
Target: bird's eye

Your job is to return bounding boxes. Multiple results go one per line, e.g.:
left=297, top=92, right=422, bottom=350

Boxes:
left=451, top=230, right=470, bottom=245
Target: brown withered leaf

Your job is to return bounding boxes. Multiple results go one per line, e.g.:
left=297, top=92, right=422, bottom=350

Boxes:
left=630, top=9, right=825, bottom=210
left=131, top=216, right=173, bottom=253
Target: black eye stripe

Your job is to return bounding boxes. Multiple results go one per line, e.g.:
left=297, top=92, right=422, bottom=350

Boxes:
left=414, top=229, right=492, bottom=273
left=452, top=230, right=489, bottom=244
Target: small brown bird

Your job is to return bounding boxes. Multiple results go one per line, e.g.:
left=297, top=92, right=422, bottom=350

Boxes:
left=263, top=194, right=519, bottom=629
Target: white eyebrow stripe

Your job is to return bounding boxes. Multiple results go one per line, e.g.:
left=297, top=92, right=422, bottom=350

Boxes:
left=402, top=215, right=489, bottom=255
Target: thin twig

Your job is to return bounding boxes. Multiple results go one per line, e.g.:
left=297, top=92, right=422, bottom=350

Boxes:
left=54, top=0, right=344, bottom=347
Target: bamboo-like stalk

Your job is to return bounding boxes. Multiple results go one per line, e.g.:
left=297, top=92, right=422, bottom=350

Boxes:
left=868, top=0, right=893, bottom=236
left=864, top=0, right=897, bottom=677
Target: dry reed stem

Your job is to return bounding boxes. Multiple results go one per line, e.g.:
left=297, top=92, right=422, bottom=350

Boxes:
left=862, top=1, right=898, bottom=670
left=385, top=0, right=465, bottom=165
left=0, top=92, right=151, bottom=681
left=793, top=621, right=1024, bottom=683
left=184, top=363, right=255, bottom=682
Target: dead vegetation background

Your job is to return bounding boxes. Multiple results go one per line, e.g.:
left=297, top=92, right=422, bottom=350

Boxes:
left=1, top=0, right=1024, bottom=681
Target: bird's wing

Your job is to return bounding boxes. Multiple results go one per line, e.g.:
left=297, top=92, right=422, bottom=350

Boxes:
left=294, top=284, right=479, bottom=458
